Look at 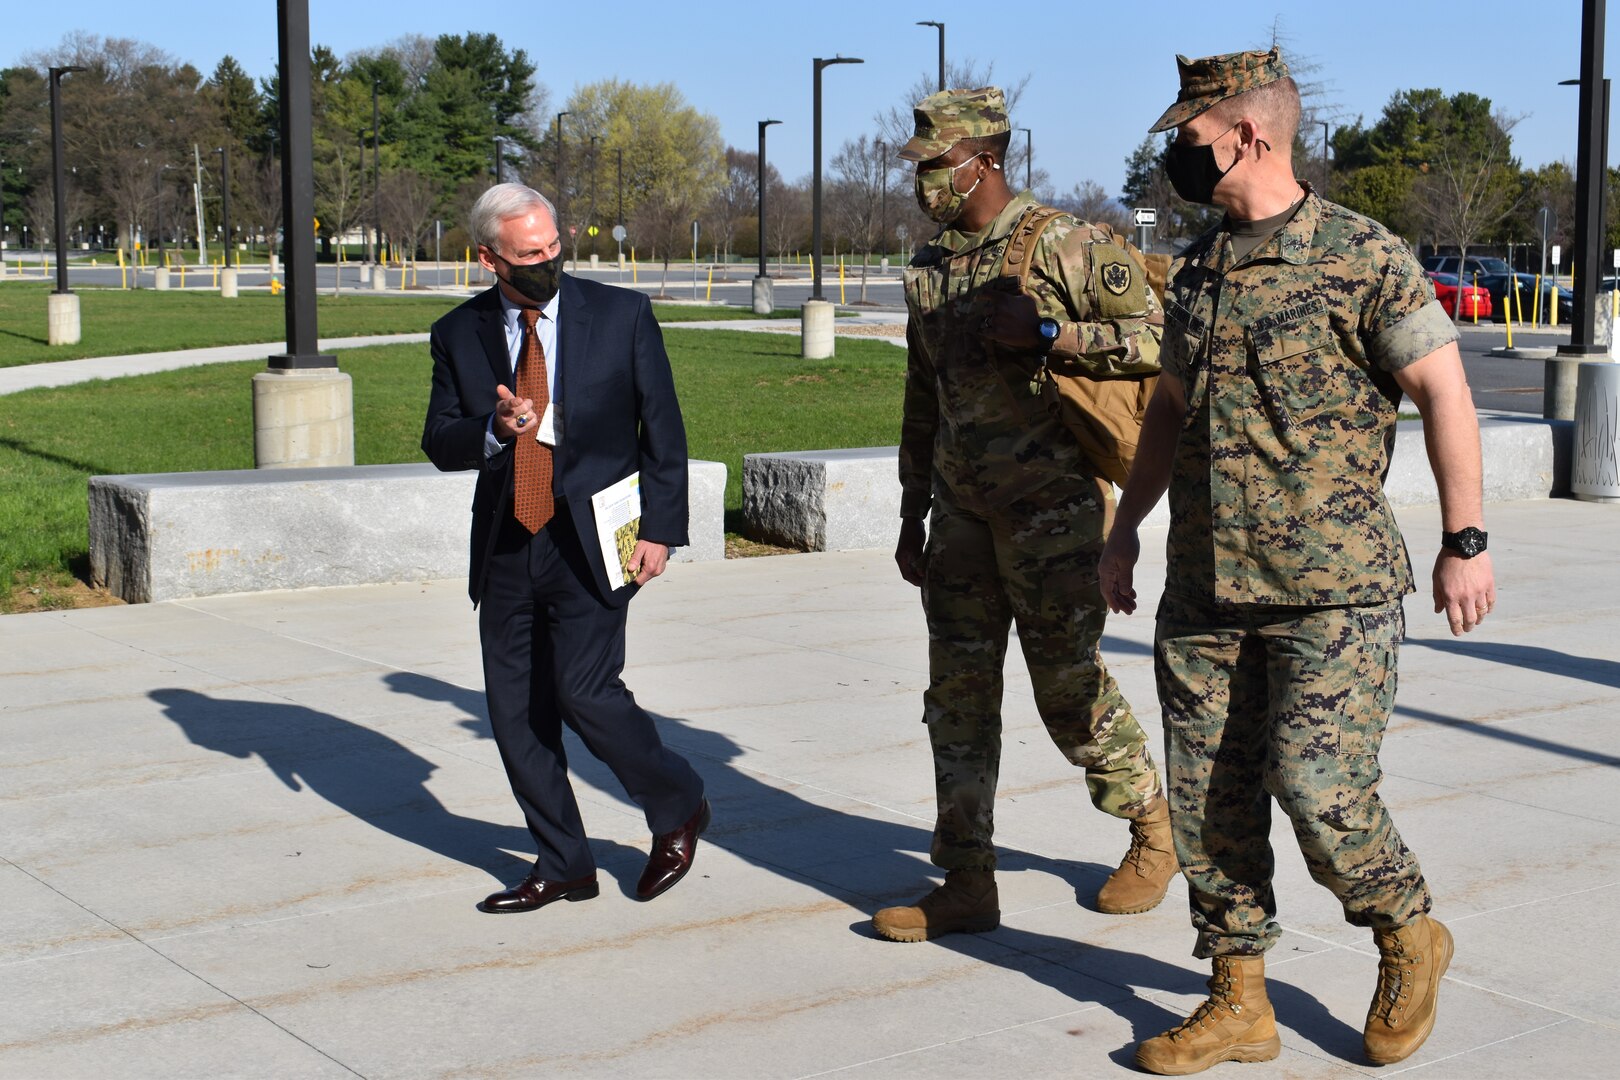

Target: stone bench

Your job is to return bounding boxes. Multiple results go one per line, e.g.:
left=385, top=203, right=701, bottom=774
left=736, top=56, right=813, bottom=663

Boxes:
left=89, top=460, right=727, bottom=603
left=742, top=415, right=1571, bottom=551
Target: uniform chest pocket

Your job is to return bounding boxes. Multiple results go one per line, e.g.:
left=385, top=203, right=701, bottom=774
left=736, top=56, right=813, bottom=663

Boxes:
left=1248, top=316, right=1344, bottom=427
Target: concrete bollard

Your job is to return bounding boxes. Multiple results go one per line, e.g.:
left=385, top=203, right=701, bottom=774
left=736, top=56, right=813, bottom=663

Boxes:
left=752, top=275, right=775, bottom=315
left=220, top=267, right=239, bottom=298
left=47, top=292, right=81, bottom=346
left=801, top=299, right=835, bottom=359
left=590, top=253, right=599, bottom=268
left=269, top=253, right=280, bottom=276
left=154, top=267, right=170, bottom=291
left=372, top=265, right=387, bottom=291
left=1571, top=361, right=1620, bottom=502
left=1545, top=357, right=1582, bottom=420
left=251, top=369, right=356, bottom=468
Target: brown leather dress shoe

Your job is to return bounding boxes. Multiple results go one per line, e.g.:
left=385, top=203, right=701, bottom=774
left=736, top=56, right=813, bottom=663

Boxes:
left=477, top=874, right=599, bottom=914
left=636, top=798, right=711, bottom=901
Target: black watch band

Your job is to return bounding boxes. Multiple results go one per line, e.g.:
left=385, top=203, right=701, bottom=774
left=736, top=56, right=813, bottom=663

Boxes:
left=1441, top=526, right=1488, bottom=558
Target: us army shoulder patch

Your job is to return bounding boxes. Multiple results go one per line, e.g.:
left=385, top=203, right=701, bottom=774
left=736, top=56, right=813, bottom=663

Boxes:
left=1100, top=261, right=1132, bottom=296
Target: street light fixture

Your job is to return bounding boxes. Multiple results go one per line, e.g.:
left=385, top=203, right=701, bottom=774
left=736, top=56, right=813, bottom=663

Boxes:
left=1557, top=0, right=1610, bottom=360
left=916, top=22, right=945, bottom=92
left=372, top=80, right=381, bottom=265
left=216, top=146, right=233, bottom=268
left=48, top=65, right=86, bottom=296
left=757, top=119, right=781, bottom=280
left=876, top=139, right=887, bottom=264
left=812, top=56, right=864, bottom=301
left=555, top=111, right=570, bottom=209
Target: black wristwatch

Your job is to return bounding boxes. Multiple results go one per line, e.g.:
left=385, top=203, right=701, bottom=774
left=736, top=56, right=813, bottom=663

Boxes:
left=1441, top=527, right=1488, bottom=558
left=1036, top=317, right=1061, bottom=352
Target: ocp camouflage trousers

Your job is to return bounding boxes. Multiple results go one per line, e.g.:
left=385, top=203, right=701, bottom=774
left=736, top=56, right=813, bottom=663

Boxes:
left=1154, top=592, right=1432, bottom=958
left=921, top=479, right=1162, bottom=872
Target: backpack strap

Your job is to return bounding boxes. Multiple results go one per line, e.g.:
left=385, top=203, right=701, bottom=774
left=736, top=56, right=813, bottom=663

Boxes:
left=1002, top=204, right=1068, bottom=293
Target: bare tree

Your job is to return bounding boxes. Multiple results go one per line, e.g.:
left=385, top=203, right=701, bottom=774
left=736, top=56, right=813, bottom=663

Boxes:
left=1055, top=179, right=1131, bottom=233
left=234, top=153, right=283, bottom=258
left=1407, top=113, right=1524, bottom=322
left=378, top=166, right=439, bottom=262
left=766, top=173, right=808, bottom=271
left=633, top=178, right=705, bottom=297
left=24, top=179, right=91, bottom=251
left=707, top=147, right=758, bottom=264
left=829, top=135, right=886, bottom=302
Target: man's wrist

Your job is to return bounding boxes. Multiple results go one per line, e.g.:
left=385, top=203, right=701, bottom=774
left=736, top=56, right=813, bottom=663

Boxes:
left=1440, top=526, right=1488, bottom=558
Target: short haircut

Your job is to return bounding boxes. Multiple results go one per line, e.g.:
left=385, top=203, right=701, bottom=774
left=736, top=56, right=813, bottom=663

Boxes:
left=468, top=183, right=558, bottom=254
left=1209, top=75, right=1301, bottom=149
left=956, top=130, right=1012, bottom=165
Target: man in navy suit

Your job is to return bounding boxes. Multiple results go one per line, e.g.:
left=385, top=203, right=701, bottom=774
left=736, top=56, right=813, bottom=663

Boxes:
left=422, top=183, right=709, bottom=913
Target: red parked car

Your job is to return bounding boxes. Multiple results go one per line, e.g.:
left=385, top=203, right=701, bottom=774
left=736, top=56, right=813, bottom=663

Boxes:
left=1425, top=271, right=1493, bottom=319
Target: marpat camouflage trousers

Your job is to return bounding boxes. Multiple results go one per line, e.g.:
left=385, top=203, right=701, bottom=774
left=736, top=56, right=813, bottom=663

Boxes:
left=922, top=478, right=1162, bottom=872
left=1154, top=592, right=1432, bottom=957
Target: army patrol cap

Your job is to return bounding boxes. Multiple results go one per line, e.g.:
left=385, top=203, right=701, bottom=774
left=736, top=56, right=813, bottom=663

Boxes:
left=1148, top=47, right=1290, bottom=132
left=898, top=86, right=1010, bottom=162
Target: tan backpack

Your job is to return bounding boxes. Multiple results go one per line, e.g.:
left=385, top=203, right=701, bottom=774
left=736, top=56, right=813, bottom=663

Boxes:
left=1001, top=206, right=1164, bottom=489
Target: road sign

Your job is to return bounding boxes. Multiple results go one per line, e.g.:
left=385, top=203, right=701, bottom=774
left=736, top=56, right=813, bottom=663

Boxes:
left=612, top=225, right=626, bottom=242
left=588, top=225, right=599, bottom=237
left=895, top=224, right=908, bottom=240
left=1552, top=244, right=1563, bottom=266
left=1133, top=207, right=1158, bottom=228
left=569, top=225, right=577, bottom=237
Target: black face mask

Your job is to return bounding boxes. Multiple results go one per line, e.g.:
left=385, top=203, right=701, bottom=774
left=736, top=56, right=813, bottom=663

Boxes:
left=1164, top=124, right=1267, bottom=206
left=496, top=251, right=564, bottom=306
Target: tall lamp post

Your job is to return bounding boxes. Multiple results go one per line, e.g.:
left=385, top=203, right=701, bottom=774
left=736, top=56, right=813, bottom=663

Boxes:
left=216, top=146, right=233, bottom=268
left=494, top=135, right=504, bottom=182
left=754, top=118, right=781, bottom=314
left=371, top=80, right=381, bottom=267
left=1318, top=120, right=1331, bottom=196
left=47, top=64, right=86, bottom=346
left=806, top=55, right=864, bottom=358
left=256, top=0, right=347, bottom=469
left=1559, top=58, right=1609, bottom=361
left=917, top=22, right=945, bottom=92
left=1017, top=127, right=1032, bottom=191
left=876, top=139, right=887, bottom=266
left=555, top=111, right=570, bottom=211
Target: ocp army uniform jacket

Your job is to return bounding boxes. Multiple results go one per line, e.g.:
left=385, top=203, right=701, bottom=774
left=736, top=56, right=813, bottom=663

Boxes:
left=1160, top=187, right=1459, bottom=606
left=899, top=191, right=1163, bottom=519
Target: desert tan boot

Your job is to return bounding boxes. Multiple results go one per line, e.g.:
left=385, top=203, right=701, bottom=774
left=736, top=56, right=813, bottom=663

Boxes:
left=1364, top=915, right=1454, bottom=1064
left=1136, top=955, right=1281, bottom=1075
left=871, top=870, right=999, bottom=943
left=1097, top=797, right=1177, bottom=914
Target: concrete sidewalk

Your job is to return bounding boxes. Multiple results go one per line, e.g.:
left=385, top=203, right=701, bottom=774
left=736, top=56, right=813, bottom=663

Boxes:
left=2, top=498, right=1616, bottom=1078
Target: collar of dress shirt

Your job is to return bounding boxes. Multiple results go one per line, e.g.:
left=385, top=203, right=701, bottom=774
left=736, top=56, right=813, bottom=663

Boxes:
left=498, top=284, right=561, bottom=330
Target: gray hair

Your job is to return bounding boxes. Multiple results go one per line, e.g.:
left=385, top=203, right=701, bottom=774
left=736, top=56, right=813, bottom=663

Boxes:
left=468, top=183, right=558, bottom=253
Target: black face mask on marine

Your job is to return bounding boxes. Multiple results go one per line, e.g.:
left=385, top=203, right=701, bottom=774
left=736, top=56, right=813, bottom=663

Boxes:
left=1164, top=124, right=1268, bottom=206
left=496, top=252, right=564, bottom=306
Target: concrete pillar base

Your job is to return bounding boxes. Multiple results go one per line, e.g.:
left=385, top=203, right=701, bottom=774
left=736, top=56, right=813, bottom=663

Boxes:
left=1545, top=357, right=1583, bottom=420
left=618, top=253, right=626, bottom=272
left=269, top=253, right=280, bottom=275
left=752, top=276, right=775, bottom=315
left=47, top=292, right=81, bottom=346
left=372, top=265, right=387, bottom=291
left=590, top=253, right=599, bottom=267
left=1572, top=360, right=1620, bottom=501
left=801, top=299, right=835, bottom=359
left=220, top=267, right=239, bottom=298
left=252, top=369, right=356, bottom=469
left=154, top=267, right=171, bottom=291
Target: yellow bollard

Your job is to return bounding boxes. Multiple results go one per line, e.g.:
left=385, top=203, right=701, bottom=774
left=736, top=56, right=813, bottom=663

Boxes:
left=631, top=248, right=638, bottom=284
left=179, top=263, right=186, bottom=289
left=705, top=266, right=713, bottom=301
left=1532, top=274, right=1542, bottom=326
left=1552, top=273, right=1560, bottom=328
left=1504, top=287, right=1514, bottom=349
left=1512, top=275, right=1524, bottom=329
left=839, top=259, right=846, bottom=305
left=117, top=248, right=127, bottom=289
left=212, top=263, right=219, bottom=289
left=1471, top=272, right=1479, bottom=324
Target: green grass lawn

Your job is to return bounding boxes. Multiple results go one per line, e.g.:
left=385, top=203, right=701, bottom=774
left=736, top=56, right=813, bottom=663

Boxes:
left=0, top=281, right=833, bottom=368
left=0, top=327, right=905, bottom=611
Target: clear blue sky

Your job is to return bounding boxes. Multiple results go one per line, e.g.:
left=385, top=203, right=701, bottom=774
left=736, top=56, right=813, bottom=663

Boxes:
left=7, top=0, right=1617, bottom=200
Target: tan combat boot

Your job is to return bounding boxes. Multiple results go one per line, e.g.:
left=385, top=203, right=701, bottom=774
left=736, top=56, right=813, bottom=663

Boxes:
left=1097, top=797, right=1177, bottom=915
left=1136, top=955, right=1281, bottom=1075
left=871, top=870, right=999, bottom=942
left=1364, top=915, right=1454, bottom=1064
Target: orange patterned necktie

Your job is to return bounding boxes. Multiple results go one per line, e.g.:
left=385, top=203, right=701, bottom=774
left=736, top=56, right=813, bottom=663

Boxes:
left=512, top=307, right=554, bottom=533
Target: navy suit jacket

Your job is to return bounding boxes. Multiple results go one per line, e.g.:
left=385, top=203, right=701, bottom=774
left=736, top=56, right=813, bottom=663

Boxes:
left=421, top=275, right=690, bottom=608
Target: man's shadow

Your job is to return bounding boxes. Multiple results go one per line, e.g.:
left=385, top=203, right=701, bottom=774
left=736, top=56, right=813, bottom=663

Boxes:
left=380, top=674, right=1355, bottom=1059
left=153, top=687, right=535, bottom=883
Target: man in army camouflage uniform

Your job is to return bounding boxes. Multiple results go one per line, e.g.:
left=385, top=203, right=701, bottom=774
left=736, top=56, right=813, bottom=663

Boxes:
left=873, top=86, right=1177, bottom=944
left=1098, top=49, right=1497, bottom=1073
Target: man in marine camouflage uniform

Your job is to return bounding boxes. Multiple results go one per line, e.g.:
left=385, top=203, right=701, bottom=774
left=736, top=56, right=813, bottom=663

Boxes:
left=874, top=86, right=1177, bottom=944
left=1098, top=49, right=1497, bottom=1073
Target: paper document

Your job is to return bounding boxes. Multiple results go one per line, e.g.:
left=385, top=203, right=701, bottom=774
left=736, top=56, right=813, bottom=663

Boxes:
left=589, top=472, right=642, bottom=590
